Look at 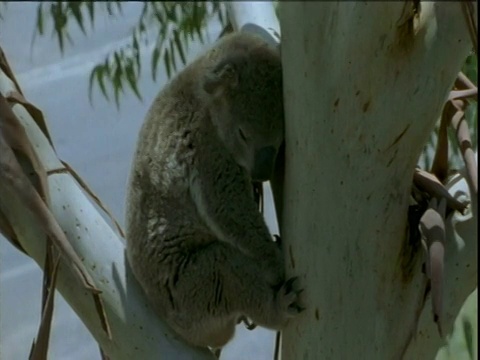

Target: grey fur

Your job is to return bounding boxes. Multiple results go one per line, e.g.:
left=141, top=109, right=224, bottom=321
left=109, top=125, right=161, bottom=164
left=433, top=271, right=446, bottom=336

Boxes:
left=125, top=32, right=302, bottom=349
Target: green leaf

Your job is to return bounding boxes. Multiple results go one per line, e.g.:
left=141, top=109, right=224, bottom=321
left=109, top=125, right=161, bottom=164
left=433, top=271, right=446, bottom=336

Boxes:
left=69, top=3, right=86, bottom=35
left=163, top=49, right=171, bottom=78
left=112, top=51, right=124, bottom=108
left=88, top=64, right=110, bottom=105
left=216, top=3, right=225, bottom=25
left=31, top=0, right=227, bottom=104
left=173, top=29, right=186, bottom=65
left=105, top=1, right=122, bottom=17
left=138, top=20, right=146, bottom=34
left=169, top=38, right=177, bottom=73
left=125, top=60, right=142, bottom=101
left=162, top=2, right=177, bottom=22
left=151, top=47, right=160, bottom=82
left=36, top=3, right=44, bottom=35
left=132, top=33, right=141, bottom=73
left=462, top=53, right=478, bottom=86
left=191, top=4, right=205, bottom=42
left=50, top=2, right=67, bottom=53
left=85, top=1, right=95, bottom=28
left=153, top=4, right=165, bottom=26
left=105, top=2, right=113, bottom=16
left=88, top=67, right=97, bottom=104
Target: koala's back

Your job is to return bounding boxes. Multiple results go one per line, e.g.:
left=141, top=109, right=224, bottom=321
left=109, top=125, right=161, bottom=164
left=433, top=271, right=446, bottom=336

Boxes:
left=125, top=80, right=208, bottom=293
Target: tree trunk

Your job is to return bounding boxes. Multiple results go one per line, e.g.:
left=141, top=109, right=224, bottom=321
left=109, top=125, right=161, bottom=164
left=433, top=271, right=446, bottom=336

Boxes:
left=278, top=2, right=475, bottom=359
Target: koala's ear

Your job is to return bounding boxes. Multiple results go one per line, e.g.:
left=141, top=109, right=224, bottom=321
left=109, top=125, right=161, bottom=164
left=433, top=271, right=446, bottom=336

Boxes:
left=203, top=61, right=238, bottom=97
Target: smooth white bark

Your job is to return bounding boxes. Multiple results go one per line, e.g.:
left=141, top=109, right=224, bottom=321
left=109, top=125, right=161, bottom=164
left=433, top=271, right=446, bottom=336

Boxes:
left=227, top=1, right=280, bottom=48
left=279, top=2, right=475, bottom=359
left=0, top=62, right=214, bottom=359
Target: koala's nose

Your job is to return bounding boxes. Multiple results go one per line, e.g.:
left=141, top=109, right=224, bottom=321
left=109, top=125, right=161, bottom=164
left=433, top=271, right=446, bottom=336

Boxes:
left=252, top=146, right=277, bottom=181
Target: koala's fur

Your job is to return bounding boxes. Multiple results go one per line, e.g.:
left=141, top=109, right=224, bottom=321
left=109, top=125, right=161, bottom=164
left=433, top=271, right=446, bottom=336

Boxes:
left=125, top=32, right=302, bottom=349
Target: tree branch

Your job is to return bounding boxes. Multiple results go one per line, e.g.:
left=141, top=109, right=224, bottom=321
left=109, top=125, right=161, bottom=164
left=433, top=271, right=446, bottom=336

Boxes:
left=0, top=48, right=215, bottom=359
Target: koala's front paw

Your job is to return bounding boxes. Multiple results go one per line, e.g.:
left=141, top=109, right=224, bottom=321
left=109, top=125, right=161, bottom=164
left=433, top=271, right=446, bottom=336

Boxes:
left=276, top=277, right=305, bottom=323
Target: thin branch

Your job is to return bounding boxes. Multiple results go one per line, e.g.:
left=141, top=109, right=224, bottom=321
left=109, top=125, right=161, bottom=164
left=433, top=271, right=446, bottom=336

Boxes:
left=450, top=100, right=478, bottom=196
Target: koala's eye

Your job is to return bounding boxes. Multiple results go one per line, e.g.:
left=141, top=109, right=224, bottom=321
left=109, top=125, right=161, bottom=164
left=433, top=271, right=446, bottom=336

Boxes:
left=238, top=128, right=248, bottom=143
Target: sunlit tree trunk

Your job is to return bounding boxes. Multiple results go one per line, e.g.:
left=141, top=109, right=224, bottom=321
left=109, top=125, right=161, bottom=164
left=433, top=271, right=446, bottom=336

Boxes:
left=278, top=2, right=476, bottom=359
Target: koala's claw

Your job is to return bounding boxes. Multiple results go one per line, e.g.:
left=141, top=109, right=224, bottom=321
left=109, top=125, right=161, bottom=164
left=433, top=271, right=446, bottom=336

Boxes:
left=273, top=234, right=282, bottom=246
left=237, top=315, right=257, bottom=330
left=283, top=277, right=302, bottom=294
left=277, top=277, right=304, bottom=318
left=290, top=304, right=306, bottom=313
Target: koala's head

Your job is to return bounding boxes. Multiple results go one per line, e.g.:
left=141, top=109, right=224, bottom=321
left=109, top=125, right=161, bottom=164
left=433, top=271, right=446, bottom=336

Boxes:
left=202, top=33, right=284, bottom=182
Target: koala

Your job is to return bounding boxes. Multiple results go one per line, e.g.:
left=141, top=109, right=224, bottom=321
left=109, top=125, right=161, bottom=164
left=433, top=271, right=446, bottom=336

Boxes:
left=125, top=31, right=303, bottom=349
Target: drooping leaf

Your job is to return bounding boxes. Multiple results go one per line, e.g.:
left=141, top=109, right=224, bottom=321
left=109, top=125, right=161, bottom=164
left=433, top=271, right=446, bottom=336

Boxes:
left=69, top=3, right=86, bottom=35
left=132, top=32, right=140, bottom=71
left=30, top=1, right=228, bottom=104
left=151, top=47, right=160, bottom=82
left=169, top=37, right=177, bottom=73
left=112, top=51, right=125, bottom=108
left=36, top=3, right=44, bottom=35
left=125, top=60, right=142, bottom=101
left=85, top=1, right=95, bottom=28
left=163, top=48, right=171, bottom=78
left=50, top=2, right=66, bottom=53
left=173, top=29, right=186, bottom=65
left=88, top=64, right=110, bottom=105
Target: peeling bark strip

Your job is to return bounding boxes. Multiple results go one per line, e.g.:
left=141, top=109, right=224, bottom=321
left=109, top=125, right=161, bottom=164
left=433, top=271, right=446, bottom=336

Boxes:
left=0, top=47, right=113, bottom=357
left=395, top=0, right=421, bottom=53
left=29, top=245, right=60, bottom=360
left=0, top=93, right=111, bottom=339
left=449, top=100, right=478, bottom=197
left=430, top=101, right=451, bottom=183
left=419, top=198, right=447, bottom=337
left=6, top=90, right=56, bottom=148
left=59, top=160, right=125, bottom=238
left=413, top=168, right=469, bottom=214
left=0, top=93, right=49, bottom=203
left=0, top=94, right=104, bottom=296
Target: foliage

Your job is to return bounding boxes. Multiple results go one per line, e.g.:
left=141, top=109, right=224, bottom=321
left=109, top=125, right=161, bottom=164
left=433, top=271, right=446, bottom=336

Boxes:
left=29, top=1, right=227, bottom=107
left=437, top=290, right=477, bottom=360
left=420, top=52, right=478, bottom=171
left=23, top=1, right=477, bottom=169
left=0, top=1, right=6, bottom=20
